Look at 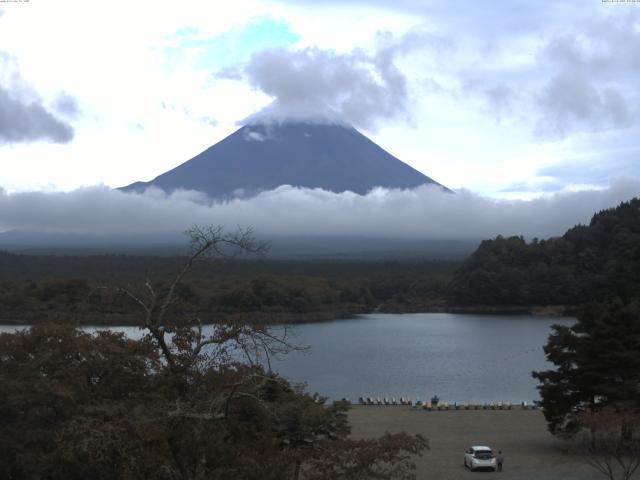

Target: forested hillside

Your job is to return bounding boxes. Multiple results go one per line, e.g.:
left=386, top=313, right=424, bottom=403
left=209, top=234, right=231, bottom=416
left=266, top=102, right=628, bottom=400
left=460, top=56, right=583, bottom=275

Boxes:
left=0, top=255, right=455, bottom=324
left=448, top=198, right=640, bottom=307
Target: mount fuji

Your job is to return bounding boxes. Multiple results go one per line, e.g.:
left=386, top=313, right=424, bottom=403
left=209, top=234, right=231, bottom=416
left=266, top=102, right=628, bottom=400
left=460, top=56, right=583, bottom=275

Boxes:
left=121, top=122, right=449, bottom=198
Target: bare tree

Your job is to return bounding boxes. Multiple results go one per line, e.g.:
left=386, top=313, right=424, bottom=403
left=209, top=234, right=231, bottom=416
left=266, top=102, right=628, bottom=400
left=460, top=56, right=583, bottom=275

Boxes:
left=118, top=225, right=302, bottom=418
left=573, top=409, right=640, bottom=480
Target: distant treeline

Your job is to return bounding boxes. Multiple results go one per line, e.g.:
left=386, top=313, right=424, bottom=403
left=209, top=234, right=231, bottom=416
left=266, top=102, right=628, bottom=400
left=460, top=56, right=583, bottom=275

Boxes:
left=448, top=198, right=640, bottom=307
left=0, top=254, right=456, bottom=324
left=2, top=198, right=638, bottom=323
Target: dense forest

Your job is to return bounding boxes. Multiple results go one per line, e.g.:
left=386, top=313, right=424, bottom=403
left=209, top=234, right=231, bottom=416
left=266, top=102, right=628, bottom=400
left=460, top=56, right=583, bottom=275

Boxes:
left=448, top=198, right=640, bottom=307
left=0, top=254, right=455, bottom=325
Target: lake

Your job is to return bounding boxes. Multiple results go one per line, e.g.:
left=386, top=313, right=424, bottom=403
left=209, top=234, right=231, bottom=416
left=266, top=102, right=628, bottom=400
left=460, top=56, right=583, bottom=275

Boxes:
left=0, top=313, right=575, bottom=404
left=270, top=313, right=574, bottom=403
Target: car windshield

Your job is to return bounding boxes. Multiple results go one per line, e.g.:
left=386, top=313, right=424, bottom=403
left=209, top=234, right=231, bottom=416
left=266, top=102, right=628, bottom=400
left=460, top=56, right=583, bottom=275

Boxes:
left=474, top=451, right=493, bottom=459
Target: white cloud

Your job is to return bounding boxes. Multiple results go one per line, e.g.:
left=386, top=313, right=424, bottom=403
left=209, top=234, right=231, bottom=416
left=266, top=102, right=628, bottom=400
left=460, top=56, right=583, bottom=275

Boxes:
left=240, top=45, right=409, bottom=130
left=533, top=13, right=640, bottom=138
left=244, top=129, right=266, bottom=141
left=0, top=180, right=637, bottom=241
left=0, top=52, right=74, bottom=144
left=232, top=28, right=452, bottom=130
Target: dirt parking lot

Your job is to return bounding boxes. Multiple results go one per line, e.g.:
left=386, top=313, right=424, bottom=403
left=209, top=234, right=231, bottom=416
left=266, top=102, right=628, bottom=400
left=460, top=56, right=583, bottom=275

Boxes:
left=348, top=406, right=604, bottom=480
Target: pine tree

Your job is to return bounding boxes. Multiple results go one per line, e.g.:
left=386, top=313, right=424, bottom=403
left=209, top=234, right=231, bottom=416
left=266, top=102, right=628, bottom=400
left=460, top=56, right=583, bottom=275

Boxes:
left=533, top=298, right=640, bottom=435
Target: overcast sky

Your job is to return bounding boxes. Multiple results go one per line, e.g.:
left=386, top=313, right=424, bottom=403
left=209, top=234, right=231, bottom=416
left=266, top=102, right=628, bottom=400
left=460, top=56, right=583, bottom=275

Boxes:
left=0, top=0, right=638, bottom=239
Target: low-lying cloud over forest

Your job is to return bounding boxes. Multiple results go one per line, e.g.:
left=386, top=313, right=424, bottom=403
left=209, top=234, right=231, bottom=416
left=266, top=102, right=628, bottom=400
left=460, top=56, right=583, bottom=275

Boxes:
left=1, top=179, right=638, bottom=242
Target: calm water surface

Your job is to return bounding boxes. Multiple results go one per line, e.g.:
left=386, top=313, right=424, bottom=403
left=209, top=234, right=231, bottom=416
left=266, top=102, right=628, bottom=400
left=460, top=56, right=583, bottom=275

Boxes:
left=1, top=313, right=575, bottom=403
left=270, top=313, right=575, bottom=403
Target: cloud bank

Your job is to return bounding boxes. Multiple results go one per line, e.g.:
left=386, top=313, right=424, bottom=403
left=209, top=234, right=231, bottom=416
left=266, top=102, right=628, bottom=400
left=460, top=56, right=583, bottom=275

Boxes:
left=0, top=179, right=637, bottom=242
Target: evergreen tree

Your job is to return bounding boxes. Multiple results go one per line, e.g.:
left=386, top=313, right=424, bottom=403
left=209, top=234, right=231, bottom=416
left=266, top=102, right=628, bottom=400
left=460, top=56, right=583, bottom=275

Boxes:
left=533, top=298, right=640, bottom=435
left=449, top=197, right=640, bottom=307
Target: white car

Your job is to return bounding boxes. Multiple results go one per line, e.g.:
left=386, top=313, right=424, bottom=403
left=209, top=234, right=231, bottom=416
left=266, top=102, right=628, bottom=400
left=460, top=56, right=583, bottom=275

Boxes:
left=464, top=445, right=497, bottom=471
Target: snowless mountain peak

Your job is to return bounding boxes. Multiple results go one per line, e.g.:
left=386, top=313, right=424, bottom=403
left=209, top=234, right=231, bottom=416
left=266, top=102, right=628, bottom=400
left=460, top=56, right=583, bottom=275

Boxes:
left=121, top=121, right=448, bottom=199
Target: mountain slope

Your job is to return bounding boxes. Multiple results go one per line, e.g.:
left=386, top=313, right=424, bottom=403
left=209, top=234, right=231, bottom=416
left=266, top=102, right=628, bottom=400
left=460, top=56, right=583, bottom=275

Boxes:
left=121, top=122, right=448, bottom=198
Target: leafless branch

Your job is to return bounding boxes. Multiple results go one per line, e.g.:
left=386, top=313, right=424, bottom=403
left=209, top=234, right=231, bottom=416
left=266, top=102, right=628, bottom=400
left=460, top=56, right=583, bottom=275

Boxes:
left=574, top=409, right=640, bottom=480
left=118, top=225, right=299, bottom=375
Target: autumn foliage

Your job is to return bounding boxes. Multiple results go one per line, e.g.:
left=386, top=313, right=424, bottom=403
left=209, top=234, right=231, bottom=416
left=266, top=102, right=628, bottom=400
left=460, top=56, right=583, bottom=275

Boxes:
left=0, top=226, right=427, bottom=479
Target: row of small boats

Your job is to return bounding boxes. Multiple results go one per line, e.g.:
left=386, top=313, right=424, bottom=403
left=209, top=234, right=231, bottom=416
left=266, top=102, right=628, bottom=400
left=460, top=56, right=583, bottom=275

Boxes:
left=355, top=397, right=538, bottom=410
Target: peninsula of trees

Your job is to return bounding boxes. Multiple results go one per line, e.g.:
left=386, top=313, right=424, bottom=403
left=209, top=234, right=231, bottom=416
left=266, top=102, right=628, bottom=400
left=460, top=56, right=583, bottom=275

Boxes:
left=448, top=198, right=640, bottom=308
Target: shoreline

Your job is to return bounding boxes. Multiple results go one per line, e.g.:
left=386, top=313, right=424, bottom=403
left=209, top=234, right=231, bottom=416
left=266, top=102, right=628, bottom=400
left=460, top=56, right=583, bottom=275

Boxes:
left=0, top=304, right=575, bottom=327
left=379, top=304, right=572, bottom=317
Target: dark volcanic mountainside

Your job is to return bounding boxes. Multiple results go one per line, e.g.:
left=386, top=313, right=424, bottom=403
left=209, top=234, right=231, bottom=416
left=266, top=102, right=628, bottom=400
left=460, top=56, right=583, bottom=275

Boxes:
left=121, top=122, right=448, bottom=198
